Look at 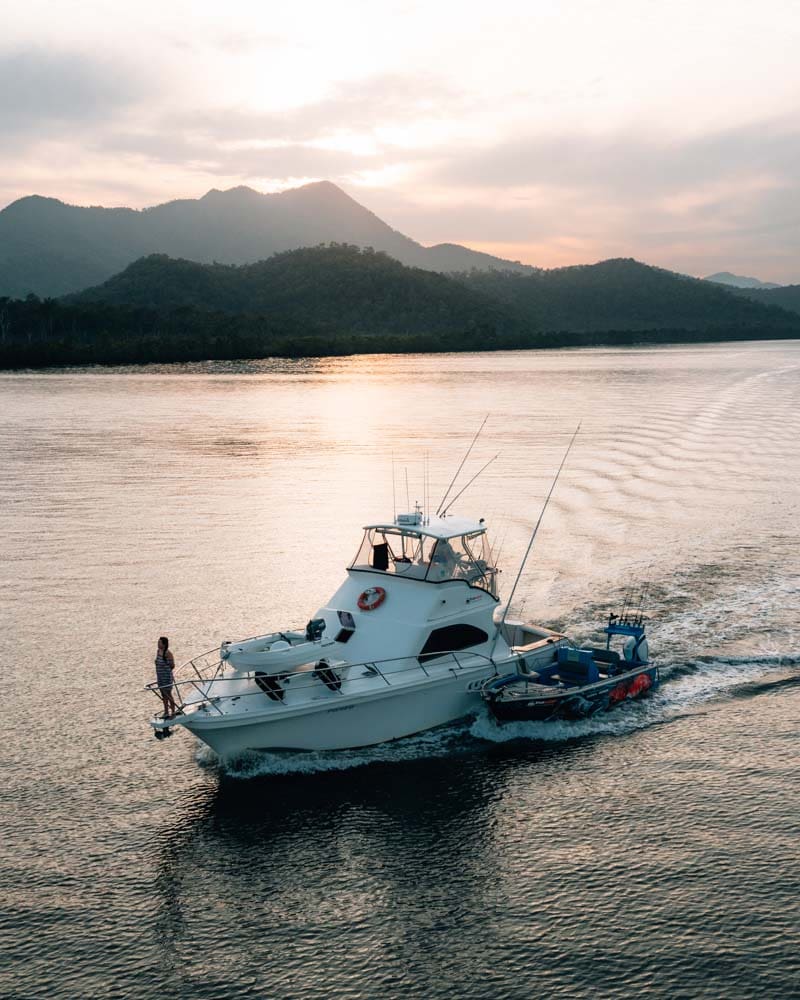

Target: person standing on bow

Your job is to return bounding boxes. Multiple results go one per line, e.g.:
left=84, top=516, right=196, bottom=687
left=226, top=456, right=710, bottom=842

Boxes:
left=155, top=636, right=178, bottom=719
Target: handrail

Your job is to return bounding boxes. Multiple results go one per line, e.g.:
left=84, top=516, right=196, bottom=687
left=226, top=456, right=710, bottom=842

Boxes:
left=150, top=649, right=499, bottom=691
left=145, top=648, right=501, bottom=713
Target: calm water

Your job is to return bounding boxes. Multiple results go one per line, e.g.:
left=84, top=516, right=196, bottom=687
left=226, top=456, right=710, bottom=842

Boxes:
left=2, top=342, right=799, bottom=1000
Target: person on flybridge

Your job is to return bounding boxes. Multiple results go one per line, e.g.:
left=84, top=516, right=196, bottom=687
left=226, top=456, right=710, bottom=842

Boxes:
left=430, top=538, right=458, bottom=580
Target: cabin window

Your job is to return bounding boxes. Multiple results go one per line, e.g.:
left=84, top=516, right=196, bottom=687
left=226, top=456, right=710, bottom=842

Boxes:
left=425, top=532, right=495, bottom=593
left=419, top=624, right=490, bottom=662
left=334, top=609, right=356, bottom=643
left=350, top=527, right=497, bottom=595
left=350, top=528, right=436, bottom=578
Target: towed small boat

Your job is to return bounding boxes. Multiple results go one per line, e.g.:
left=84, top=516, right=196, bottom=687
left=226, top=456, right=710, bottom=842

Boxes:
left=481, top=614, right=658, bottom=723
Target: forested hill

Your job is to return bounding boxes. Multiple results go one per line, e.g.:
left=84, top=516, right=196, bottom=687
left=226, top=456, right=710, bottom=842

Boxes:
left=68, top=245, right=520, bottom=336
left=70, top=248, right=797, bottom=336
left=452, top=258, right=798, bottom=332
left=2, top=247, right=798, bottom=369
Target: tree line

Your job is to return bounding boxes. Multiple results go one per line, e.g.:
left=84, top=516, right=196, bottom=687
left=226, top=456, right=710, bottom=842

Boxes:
left=3, top=293, right=798, bottom=370
left=2, top=245, right=799, bottom=369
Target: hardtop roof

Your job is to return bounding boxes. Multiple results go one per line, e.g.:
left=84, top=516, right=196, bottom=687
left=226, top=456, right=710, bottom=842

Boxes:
left=361, top=515, right=486, bottom=541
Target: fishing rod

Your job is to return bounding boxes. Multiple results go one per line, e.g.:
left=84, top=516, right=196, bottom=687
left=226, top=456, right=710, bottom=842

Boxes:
left=619, top=586, right=632, bottom=625
left=440, top=453, right=499, bottom=517
left=436, top=414, right=489, bottom=517
left=635, top=572, right=653, bottom=626
left=490, top=424, right=581, bottom=657
left=633, top=574, right=648, bottom=625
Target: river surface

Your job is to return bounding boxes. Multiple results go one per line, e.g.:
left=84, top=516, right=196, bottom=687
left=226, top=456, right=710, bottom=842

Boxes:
left=2, top=342, right=799, bottom=1000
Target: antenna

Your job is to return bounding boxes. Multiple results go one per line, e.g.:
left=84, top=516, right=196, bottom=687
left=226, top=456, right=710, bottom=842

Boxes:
left=422, top=453, right=426, bottom=523
left=488, top=516, right=509, bottom=571
left=436, top=414, right=489, bottom=516
left=425, top=452, right=430, bottom=524
left=405, top=467, right=410, bottom=511
left=490, top=423, right=581, bottom=656
left=440, top=453, right=499, bottom=516
left=422, top=451, right=428, bottom=518
left=493, top=532, right=508, bottom=572
left=392, top=452, right=397, bottom=522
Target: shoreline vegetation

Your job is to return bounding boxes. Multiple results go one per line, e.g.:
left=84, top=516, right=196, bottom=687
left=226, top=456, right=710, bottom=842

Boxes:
left=2, top=245, right=799, bottom=370
left=2, top=305, right=797, bottom=371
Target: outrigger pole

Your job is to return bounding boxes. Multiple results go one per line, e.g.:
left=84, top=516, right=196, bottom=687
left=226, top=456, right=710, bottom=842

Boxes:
left=490, top=423, right=581, bottom=657
left=440, top=453, right=499, bottom=516
left=436, top=414, right=489, bottom=516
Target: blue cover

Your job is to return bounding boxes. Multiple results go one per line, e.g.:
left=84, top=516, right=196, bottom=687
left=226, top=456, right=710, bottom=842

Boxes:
left=557, top=647, right=594, bottom=668
left=556, top=647, right=600, bottom=683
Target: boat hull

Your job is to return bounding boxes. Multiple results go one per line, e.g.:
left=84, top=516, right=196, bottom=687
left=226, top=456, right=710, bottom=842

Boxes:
left=180, top=663, right=497, bottom=755
left=485, top=664, right=659, bottom=723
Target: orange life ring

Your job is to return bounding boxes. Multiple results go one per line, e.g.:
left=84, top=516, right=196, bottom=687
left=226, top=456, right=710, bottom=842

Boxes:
left=357, top=587, right=386, bottom=611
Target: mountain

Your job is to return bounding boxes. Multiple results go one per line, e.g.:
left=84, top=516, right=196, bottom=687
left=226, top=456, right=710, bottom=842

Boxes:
left=71, top=249, right=800, bottom=336
left=704, top=271, right=782, bottom=289
left=0, top=182, right=532, bottom=299
left=453, top=258, right=796, bottom=332
left=722, top=283, right=800, bottom=316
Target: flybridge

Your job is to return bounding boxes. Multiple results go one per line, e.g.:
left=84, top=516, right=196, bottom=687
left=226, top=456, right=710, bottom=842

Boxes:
left=351, top=514, right=497, bottom=594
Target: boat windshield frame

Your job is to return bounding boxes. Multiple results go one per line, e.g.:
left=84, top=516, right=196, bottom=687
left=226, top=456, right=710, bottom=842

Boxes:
left=349, top=526, right=498, bottom=596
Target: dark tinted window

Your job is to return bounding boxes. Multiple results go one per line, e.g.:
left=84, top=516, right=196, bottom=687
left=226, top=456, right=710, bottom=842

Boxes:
left=371, top=542, right=390, bottom=570
left=419, top=624, right=490, bottom=661
left=337, top=610, right=355, bottom=629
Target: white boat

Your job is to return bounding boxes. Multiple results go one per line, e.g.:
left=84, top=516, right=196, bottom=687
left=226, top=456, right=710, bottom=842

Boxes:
left=148, top=507, right=569, bottom=756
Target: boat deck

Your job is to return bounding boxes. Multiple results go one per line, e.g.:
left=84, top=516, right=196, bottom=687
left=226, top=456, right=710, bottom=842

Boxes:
left=151, top=649, right=502, bottom=726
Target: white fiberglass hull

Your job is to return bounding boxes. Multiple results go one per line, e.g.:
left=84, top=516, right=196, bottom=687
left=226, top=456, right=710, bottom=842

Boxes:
left=179, top=663, right=496, bottom=755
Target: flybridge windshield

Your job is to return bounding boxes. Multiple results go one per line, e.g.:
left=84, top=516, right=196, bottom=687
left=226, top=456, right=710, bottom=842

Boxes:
left=350, top=527, right=498, bottom=595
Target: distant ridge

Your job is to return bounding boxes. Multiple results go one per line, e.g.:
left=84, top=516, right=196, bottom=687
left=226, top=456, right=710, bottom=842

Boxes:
left=70, top=247, right=799, bottom=335
left=454, top=257, right=798, bottom=332
left=704, top=271, right=782, bottom=290
left=0, top=181, right=533, bottom=298
left=722, top=282, right=800, bottom=316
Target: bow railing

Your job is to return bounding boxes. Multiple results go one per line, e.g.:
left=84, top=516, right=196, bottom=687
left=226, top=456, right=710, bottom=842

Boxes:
left=146, top=647, right=502, bottom=718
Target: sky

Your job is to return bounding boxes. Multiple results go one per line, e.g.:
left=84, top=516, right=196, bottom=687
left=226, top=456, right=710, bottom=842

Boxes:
left=2, top=0, right=799, bottom=281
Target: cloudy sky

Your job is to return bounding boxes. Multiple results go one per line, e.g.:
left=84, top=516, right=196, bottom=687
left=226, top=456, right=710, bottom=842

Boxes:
left=2, top=0, right=798, bottom=281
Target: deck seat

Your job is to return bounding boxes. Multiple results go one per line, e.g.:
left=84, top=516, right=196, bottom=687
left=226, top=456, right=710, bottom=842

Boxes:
left=590, top=648, right=621, bottom=666
left=556, top=647, right=600, bottom=685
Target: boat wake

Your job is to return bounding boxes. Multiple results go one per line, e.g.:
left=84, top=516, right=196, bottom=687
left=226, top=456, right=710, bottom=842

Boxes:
left=195, top=719, right=477, bottom=778
left=197, top=652, right=799, bottom=776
